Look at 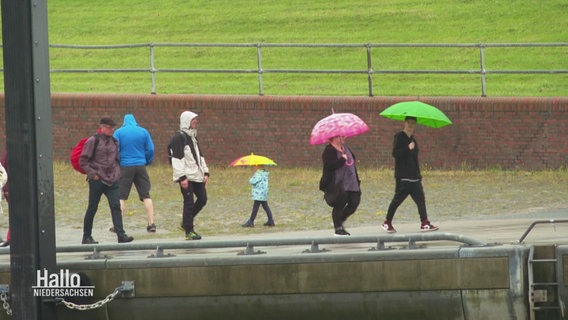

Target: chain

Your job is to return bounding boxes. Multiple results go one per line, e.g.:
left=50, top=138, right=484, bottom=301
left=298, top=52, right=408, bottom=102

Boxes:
left=60, top=287, right=120, bottom=311
left=0, top=291, right=12, bottom=316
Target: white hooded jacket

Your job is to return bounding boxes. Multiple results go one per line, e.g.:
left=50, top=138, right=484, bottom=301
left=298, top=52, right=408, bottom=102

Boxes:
left=170, top=111, right=209, bottom=182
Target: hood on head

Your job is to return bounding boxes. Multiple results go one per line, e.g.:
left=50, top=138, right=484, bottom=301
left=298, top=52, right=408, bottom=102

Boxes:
left=122, top=114, right=138, bottom=127
left=180, top=111, right=198, bottom=130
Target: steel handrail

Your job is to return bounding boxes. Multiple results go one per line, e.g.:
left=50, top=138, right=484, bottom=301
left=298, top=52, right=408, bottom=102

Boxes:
left=0, top=232, right=487, bottom=255
left=518, top=219, right=568, bottom=243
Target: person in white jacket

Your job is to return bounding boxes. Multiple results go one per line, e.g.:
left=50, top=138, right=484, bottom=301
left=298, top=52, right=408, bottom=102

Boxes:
left=169, top=111, right=209, bottom=240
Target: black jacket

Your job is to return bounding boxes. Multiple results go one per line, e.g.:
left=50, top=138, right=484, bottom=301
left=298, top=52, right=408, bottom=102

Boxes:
left=392, top=131, right=421, bottom=180
left=319, top=144, right=359, bottom=192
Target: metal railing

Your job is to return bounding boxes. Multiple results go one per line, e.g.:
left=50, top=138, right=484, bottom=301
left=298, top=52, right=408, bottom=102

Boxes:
left=5, top=42, right=568, bottom=96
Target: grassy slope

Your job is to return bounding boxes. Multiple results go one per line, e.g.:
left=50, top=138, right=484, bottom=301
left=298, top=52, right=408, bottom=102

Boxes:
left=3, top=0, right=566, bottom=95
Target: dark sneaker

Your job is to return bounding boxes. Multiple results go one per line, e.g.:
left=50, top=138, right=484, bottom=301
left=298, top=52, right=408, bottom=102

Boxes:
left=420, top=223, right=439, bottom=232
left=185, top=231, right=202, bottom=240
left=0, top=240, right=9, bottom=247
left=147, top=223, right=157, bottom=232
left=241, top=220, right=254, bottom=228
left=382, top=222, right=396, bottom=233
left=263, top=221, right=275, bottom=227
left=82, top=236, right=98, bottom=244
left=334, top=228, right=350, bottom=236
left=109, top=226, right=116, bottom=233
left=118, top=235, right=134, bottom=243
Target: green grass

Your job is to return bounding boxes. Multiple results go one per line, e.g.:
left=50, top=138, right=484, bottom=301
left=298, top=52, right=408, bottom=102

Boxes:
left=1, top=0, right=567, bottom=96
left=28, top=162, right=567, bottom=241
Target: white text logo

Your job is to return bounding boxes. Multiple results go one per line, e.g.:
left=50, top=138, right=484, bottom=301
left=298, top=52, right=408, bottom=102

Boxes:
left=32, top=269, right=94, bottom=297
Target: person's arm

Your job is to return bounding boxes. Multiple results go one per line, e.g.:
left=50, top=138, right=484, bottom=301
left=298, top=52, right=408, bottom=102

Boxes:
left=79, top=136, right=98, bottom=179
left=145, top=131, right=155, bottom=165
left=171, top=132, right=187, bottom=182
left=392, top=133, right=413, bottom=159
left=322, top=145, right=345, bottom=172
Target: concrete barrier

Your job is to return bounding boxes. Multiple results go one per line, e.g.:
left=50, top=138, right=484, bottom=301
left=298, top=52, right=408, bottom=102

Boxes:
left=2, top=235, right=563, bottom=319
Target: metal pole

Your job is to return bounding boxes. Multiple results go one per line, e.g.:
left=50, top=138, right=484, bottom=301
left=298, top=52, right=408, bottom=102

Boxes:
left=366, top=44, right=374, bottom=97
left=256, top=44, right=264, bottom=96
left=150, top=43, right=157, bottom=94
left=479, top=44, right=487, bottom=97
left=0, top=0, right=57, bottom=319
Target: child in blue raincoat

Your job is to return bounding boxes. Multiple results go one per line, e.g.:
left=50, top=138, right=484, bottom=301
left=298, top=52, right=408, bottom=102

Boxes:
left=242, top=166, right=275, bottom=227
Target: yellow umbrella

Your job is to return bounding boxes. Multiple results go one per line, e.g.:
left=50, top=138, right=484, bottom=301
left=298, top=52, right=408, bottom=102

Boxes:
left=229, top=153, right=277, bottom=166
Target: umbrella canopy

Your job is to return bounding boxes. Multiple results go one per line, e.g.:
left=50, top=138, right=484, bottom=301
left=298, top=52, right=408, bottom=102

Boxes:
left=380, top=101, right=452, bottom=128
left=310, top=112, right=369, bottom=145
left=230, top=153, right=277, bottom=166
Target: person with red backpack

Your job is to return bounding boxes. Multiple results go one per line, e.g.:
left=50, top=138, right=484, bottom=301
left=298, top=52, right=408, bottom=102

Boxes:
left=79, top=117, right=134, bottom=244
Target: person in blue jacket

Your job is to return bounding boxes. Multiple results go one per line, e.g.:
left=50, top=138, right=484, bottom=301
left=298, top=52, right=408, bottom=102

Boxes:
left=113, top=114, right=157, bottom=232
left=242, top=166, right=275, bottom=227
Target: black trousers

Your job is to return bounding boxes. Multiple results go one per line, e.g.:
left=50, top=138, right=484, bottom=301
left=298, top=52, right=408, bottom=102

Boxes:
left=180, top=181, right=207, bottom=232
left=386, top=179, right=428, bottom=222
left=331, top=191, right=361, bottom=229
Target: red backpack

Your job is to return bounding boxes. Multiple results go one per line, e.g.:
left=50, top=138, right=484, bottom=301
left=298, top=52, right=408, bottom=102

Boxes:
left=70, top=134, right=100, bottom=174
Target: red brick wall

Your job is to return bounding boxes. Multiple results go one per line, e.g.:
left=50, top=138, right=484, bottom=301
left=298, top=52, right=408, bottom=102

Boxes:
left=1, top=94, right=567, bottom=169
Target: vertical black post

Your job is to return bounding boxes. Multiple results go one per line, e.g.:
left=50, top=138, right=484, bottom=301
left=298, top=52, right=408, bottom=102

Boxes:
left=1, top=0, right=57, bottom=319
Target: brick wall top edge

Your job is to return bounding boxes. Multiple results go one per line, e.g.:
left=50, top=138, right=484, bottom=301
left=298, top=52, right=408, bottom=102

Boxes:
left=1, top=93, right=567, bottom=108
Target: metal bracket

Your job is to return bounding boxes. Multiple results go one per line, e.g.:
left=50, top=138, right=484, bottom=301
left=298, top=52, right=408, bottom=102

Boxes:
left=369, top=239, right=386, bottom=251
left=237, top=243, right=266, bottom=255
left=148, top=246, right=175, bottom=258
left=118, top=281, right=135, bottom=298
left=85, top=248, right=110, bottom=260
left=302, top=241, right=329, bottom=254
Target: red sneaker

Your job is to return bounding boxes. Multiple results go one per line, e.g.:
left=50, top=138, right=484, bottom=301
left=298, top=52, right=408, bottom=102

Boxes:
left=420, top=222, right=439, bottom=232
left=381, top=221, right=396, bottom=233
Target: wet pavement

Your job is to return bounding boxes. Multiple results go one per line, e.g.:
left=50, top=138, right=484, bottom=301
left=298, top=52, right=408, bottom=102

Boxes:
left=50, top=207, right=568, bottom=247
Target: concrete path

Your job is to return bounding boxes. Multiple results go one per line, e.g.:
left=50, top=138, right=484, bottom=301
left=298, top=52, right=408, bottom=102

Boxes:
left=49, top=207, right=568, bottom=247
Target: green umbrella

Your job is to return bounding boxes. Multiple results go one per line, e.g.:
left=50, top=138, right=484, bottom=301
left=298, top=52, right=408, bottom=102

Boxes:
left=380, top=101, right=452, bottom=128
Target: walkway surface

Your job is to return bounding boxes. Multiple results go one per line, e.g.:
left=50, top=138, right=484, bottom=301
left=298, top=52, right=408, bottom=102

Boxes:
left=50, top=207, right=568, bottom=247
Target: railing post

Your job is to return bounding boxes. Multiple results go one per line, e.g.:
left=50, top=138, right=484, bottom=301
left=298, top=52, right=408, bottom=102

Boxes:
left=149, top=43, right=156, bottom=94
left=366, top=44, right=374, bottom=97
left=256, top=43, right=264, bottom=96
left=479, top=44, right=487, bottom=97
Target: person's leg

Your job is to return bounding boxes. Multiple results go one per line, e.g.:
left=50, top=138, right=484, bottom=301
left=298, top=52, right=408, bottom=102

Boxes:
left=342, top=191, right=361, bottom=223
left=105, top=182, right=127, bottom=239
left=331, top=193, right=349, bottom=230
left=250, top=201, right=261, bottom=222
left=386, top=180, right=410, bottom=222
left=260, top=201, right=274, bottom=224
left=243, top=201, right=261, bottom=227
left=409, top=181, right=428, bottom=222
left=118, top=166, right=135, bottom=214
left=191, top=181, right=208, bottom=218
left=133, top=166, right=154, bottom=226
left=83, top=180, right=104, bottom=239
left=143, top=198, right=155, bottom=225
left=180, top=183, right=195, bottom=232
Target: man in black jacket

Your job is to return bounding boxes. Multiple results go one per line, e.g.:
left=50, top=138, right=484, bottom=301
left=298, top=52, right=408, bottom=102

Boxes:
left=382, top=116, right=438, bottom=233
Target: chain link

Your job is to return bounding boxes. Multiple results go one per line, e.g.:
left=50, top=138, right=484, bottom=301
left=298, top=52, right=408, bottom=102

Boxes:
left=0, top=291, right=12, bottom=316
left=0, top=284, right=128, bottom=314
left=60, top=287, right=120, bottom=311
